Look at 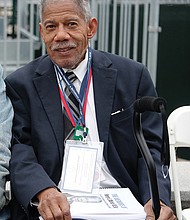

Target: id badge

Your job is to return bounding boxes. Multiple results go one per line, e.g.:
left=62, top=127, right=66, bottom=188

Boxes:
left=59, top=140, right=104, bottom=194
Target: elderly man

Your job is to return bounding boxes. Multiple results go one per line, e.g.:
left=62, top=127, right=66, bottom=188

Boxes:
left=5, top=0, right=176, bottom=219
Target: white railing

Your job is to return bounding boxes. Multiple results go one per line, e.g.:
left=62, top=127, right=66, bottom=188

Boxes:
left=0, top=0, right=41, bottom=77
left=91, top=0, right=160, bottom=84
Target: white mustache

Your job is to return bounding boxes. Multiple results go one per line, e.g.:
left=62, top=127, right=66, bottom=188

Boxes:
left=51, top=42, right=77, bottom=51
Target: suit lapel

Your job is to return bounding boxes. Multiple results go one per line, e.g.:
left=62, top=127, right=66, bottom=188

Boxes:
left=33, top=57, right=64, bottom=158
left=92, top=50, right=117, bottom=148
left=31, top=52, right=117, bottom=157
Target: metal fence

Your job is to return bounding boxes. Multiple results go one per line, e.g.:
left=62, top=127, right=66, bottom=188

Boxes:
left=0, top=0, right=41, bottom=76
left=93, top=0, right=161, bottom=84
left=0, top=0, right=190, bottom=83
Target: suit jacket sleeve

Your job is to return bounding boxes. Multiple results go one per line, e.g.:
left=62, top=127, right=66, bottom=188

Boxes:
left=136, top=67, right=171, bottom=206
left=92, top=51, right=171, bottom=207
left=5, top=57, right=62, bottom=212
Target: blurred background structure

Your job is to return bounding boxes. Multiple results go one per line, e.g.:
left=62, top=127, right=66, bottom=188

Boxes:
left=1, top=0, right=162, bottom=81
left=0, top=1, right=190, bottom=87
left=0, top=0, right=190, bottom=151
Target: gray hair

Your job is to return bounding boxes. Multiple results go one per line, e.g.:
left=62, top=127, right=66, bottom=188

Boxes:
left=39, top=0, right=92, bottom=22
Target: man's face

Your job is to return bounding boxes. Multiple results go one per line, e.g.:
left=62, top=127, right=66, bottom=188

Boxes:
left=39, top=0, right=97, bottom=69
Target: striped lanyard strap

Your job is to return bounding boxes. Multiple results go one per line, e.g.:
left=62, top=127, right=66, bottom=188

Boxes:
left=55, top=48, right=92, bottom=128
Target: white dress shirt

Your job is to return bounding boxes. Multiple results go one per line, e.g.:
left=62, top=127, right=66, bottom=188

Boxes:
left=57, top=49, right=120, bottom=188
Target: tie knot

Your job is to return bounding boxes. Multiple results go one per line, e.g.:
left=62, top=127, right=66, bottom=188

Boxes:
left=65, top=71, right=77, bottom=83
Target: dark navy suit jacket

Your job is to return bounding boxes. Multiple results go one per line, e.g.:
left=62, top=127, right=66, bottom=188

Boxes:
left=5, top=49, right=171, bottom=219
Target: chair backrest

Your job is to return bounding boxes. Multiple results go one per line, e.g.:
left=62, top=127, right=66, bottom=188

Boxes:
left=167, top=106, right=190, bottom=220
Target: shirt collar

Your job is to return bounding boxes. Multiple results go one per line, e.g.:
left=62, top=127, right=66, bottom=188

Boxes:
left=62, top=49, right=88, bottom=83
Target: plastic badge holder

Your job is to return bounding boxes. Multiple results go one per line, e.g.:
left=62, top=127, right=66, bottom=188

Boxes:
left=59, top=140, right=104, bottom=195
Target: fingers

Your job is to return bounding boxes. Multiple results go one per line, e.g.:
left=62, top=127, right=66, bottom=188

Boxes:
left=157, top=202, right=177, bottom=220
left=144, top=200, right=177, bottom=220
left=144, top=200, right=155, bottom=220
left=37, top=187, right=72, bottom=220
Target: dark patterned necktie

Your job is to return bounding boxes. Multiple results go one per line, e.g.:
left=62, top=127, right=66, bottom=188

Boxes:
left=64, top=71, right=79, bottom=138
left=65, top=71, right=80, bottom=121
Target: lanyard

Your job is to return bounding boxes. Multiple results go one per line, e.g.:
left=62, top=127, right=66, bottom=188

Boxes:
left=55, top=48, right=92, bottom=127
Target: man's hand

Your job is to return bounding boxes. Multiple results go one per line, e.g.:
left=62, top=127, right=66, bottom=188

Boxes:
left=37, top=187, right=72, bottom=220
left=144, top=199, right=176, bottom=220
